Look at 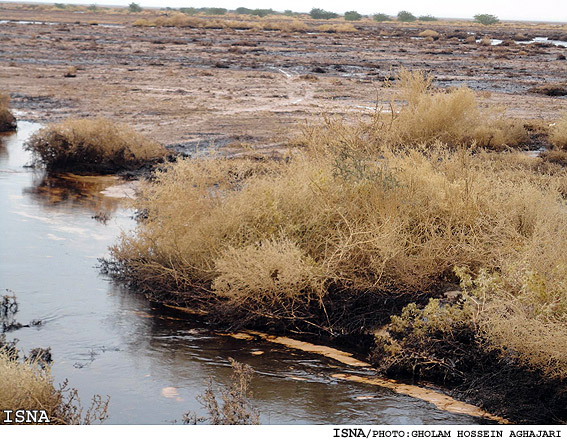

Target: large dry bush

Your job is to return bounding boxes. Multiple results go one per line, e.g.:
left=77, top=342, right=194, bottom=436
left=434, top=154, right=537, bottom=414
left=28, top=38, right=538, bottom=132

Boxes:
left=25, top=118, right=166, bottom=173
left=0, top=92, right=17, bottom=132
left=111, top=136, right=567, bottom=333
left=0, top=349, right=108, bottom=424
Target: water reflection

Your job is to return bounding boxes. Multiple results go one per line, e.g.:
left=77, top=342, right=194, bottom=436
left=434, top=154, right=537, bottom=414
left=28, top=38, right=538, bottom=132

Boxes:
left=0, top=133, right=9, bottom=162
left=25, top=172, right=123, bottom=215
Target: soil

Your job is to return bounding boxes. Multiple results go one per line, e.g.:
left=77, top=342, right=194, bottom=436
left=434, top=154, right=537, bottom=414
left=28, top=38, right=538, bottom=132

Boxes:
left=1, top=6, right=567, bottom=156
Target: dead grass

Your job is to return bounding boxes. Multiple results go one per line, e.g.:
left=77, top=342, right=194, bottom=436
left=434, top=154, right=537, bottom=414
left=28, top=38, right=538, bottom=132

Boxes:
left=550, top=113, right=567, bottom=148
left=0, top=348, right=109, bottom=424
left=25, top=117, right=167, bottom=173
left=418, top=29, right=440, bottom=39
left=316, top=23, right=357, bottom=33
left=383, top=69, right=527, bottom=148
left=184, top=358, right=259, bottom=425
left=0, top=92, right=17, bottom=132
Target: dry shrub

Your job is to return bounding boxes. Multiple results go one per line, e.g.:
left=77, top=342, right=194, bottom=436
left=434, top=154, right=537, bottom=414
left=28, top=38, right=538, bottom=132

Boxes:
left=25, top=118, right=166, bottom=173
left=0, top=349, right=109, bottom=424
left=132, top=18, right=154, bottom=27
left=0, top=91, right=17, bottom=132
left=262, top=19, right=308, bottom=32
left=316, top=23, right=357, bottom=33
left=550, top=113, right=567, bottom=148
left=418, top=29, right=440, bottom=39
left=382, top=69, right=527, bottom=148
left=458, top=269, right=567, bottom=381
left=212, top=238, right=326, bottom=319
left=185, top=358, right=259, bottom=425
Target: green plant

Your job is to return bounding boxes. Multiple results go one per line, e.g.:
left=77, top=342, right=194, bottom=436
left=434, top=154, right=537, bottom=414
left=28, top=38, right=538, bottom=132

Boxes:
left=419, top=15, right=437, bottom=21
left=397, top=11, right=416, bottom=22
left=474, top=14, right=499, bottom=25
left=310, top=8, right=338, bottom=19
left=373, top=13, right=391, bottom=22
left=344, top=11, right=362, bottom=21
left=128, top=2, right=142, bottom=13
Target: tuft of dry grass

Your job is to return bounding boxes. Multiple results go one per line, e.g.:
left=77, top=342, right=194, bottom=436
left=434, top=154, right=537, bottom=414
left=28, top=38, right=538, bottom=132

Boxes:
left=418, top=29, right=440, bottom=39
left=25, top=117, right=166, bottom=173
left=0, top=92, right=17, bottom=132
left=549, top=113, right=567, bottom=148
left=383, top=69, right=527, bottom=148
left=316, top=23, right=357, bottom=33
left=0, top=348, right=109, bottom=424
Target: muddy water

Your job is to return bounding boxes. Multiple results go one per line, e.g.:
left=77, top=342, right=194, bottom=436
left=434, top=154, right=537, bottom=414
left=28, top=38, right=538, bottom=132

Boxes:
left=0, top=122, right=487, bottom=425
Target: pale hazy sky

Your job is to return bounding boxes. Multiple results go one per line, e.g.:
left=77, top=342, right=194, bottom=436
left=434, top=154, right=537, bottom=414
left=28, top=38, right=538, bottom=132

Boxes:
left=8, top=0, right=567, bottom=22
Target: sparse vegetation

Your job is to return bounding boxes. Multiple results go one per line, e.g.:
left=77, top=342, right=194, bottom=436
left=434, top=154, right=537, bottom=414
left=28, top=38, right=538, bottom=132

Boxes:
left=474, top=14, right=500, bottom=25
left=397, top=11, right=416, bottom=22
left=184, top=358, right=259, bottom=425
left=0, top=92, right=17, bottom=132
left=25, top=118, right=167, bottom=173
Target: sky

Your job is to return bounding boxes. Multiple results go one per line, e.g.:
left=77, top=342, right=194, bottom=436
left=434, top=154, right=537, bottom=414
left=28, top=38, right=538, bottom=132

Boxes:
left=6, top=0, right=567, bottom=22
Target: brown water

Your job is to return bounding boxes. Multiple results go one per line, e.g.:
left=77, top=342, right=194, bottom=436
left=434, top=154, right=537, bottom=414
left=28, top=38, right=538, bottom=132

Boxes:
left=0, top=122, right=488, bottom=425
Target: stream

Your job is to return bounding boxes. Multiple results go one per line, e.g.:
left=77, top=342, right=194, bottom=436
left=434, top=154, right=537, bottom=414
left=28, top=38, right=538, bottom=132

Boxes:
left=0, top=122, right=489, bottom=425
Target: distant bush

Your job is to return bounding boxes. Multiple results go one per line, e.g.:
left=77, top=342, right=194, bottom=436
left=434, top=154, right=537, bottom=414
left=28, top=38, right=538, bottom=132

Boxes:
left=344, top=11, right=362, bottom=21
left=419, top=15, right=437, bottom=21
left=128, top=3, right=142, bottom=13
left=373, top=13, right=391, bottom=22
left=0, top=92, right=16, bottom=132
left=25, top=118, right=166, bottom=173
left=54, top=3, right=67, bottom=9
left=179, top=7, right=197, bottom=15
left=202, top=7, right=227, bottom=15
left=474, top=14, right=499, bottom=25
left=397, top=11, right=416, bottom=22
left=310, top=8, right=338, bottom=19
left=87, top=4, right=97, bottom=12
